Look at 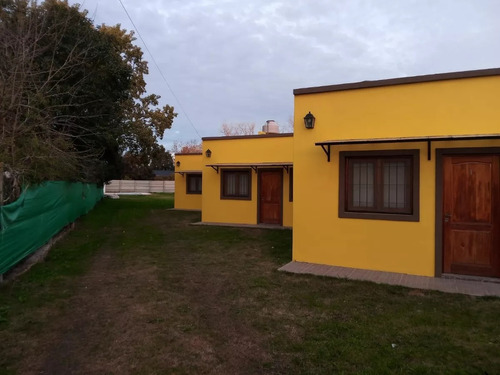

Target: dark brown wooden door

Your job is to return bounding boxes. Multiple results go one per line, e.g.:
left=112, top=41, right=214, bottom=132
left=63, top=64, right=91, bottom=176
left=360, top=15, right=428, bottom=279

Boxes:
left=443, top=155, right=500, bottom=277
left=259, top=170, right=282, bottom=225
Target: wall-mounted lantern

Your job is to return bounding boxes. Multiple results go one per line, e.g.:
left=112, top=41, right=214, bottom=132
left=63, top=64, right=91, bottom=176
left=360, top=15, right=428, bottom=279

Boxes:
left=205, top=149, right=212, bottom=158
left=176, top=161, right=181, bottom=167
left=304, top=112, right=315, bottom=129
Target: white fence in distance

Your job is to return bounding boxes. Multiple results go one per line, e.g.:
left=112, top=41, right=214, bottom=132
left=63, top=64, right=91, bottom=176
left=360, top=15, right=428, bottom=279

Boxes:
left=105, top=180, right=175, bottom=194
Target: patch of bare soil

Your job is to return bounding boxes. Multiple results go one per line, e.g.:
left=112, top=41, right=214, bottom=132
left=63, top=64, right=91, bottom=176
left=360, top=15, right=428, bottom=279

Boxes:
left=15, top=250, right=166, bottom=374
left=14, top=234, right=282, bottom=373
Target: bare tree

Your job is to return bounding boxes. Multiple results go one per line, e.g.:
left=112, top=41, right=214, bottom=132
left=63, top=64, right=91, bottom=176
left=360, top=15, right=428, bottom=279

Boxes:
left=0, top=1, right=176, bottom=204
left=220, top=122, right=255, bottom=136
left=281, top=116, right=294, bottom=133
left=171, top=140, right=202, bottom=154
left=0, top=1, right=100, bottom=203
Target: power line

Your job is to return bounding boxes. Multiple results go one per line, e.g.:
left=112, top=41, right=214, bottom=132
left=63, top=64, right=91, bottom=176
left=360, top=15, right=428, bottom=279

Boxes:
left=116, top=0, right=202, bottom=140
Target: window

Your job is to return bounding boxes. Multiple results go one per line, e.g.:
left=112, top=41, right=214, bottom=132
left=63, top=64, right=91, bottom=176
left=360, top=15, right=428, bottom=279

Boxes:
left=339, top=150, right=419, bottom=221
left=221, top=169, right=251, bottom=199
left=289, top=168, right=293, bottom=202
left=186, top=173, right=202, bottom=194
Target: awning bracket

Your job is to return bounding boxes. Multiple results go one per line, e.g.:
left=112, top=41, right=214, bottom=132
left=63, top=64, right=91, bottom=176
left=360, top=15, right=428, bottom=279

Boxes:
left=320, top=144, right=331, bottom=162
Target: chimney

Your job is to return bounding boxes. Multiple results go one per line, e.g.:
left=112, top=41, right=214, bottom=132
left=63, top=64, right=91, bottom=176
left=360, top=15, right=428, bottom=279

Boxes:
left=261, top=120, right=279, bottom=134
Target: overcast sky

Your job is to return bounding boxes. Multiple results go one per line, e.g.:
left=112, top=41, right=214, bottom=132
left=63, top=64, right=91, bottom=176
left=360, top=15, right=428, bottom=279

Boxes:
left=69, top=0, right=500, bottom=150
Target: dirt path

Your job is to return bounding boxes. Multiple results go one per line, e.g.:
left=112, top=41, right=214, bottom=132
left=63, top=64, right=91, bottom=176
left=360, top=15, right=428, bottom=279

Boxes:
left=18, top=250, right=162, bottom=374
left=15, top=222, right=281, bottom=374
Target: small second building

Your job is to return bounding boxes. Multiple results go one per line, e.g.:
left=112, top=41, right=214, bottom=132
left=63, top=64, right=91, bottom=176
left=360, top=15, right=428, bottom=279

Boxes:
left=174, top=152, right=203, bottom=210
left=201, top=133, right=293, bottom=227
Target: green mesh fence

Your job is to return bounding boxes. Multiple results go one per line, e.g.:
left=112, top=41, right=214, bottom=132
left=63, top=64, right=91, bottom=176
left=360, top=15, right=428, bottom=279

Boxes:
left=0, top=181, right=103, bottom=275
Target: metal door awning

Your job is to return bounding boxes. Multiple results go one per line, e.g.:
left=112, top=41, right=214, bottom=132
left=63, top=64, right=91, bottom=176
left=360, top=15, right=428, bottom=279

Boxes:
left=174, top=170, right=202, bottom=176
left=206, top=162, right=293, bottom=173
left=315, top=134, right=500, bottom=162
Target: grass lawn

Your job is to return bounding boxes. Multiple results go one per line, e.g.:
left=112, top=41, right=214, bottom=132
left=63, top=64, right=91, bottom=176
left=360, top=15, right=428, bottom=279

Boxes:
left=1, top=194, right=499, bottom=374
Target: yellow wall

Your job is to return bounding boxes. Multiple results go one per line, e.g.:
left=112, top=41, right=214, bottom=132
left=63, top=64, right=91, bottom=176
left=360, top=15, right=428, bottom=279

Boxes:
left=174, top=153, right=203, bottom=210
left=201, top=135, right=293, bottom=226
left=293, top=75, right=500, bottom=276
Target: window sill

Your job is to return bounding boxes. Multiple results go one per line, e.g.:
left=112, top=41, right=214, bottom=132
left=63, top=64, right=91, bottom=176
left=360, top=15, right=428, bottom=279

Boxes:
left=339, top=211, right=419, bottom=222
left=220, top=196, right=252, bottom=201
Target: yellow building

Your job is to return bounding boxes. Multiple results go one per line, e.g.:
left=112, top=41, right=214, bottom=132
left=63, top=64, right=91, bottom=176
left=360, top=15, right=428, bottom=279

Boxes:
left=293, top=68, right=500, bottom=278
left=174, top=133, right=294, bottom=227
left=174, top=68, right=500, bottom=280
left=174, top=153, right=203, bottom=210
left=201, top=133, right=293, bottom=227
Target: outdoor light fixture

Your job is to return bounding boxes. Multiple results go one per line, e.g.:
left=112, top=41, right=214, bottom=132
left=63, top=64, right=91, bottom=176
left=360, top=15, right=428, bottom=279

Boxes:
left=304, top=112, right=315, bottom=129
left=176, top=161, right=180, bottom=167
left=205, top=149, right=212, bottom=158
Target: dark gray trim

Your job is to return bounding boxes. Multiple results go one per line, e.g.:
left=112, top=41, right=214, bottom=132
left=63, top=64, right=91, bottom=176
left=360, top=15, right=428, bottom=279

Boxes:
left=338, top=149, right=420, bottom=222
left=175, top=152, right=202, bottom=156
left=434, top=147, right=500, bottom=277
left=175, top=169, right=202, bottom=176
left=294, top=67, right=500, bottom=95
left=203, top=133, right=293, bottom=141
left=257, top=169, right=283, bottom=226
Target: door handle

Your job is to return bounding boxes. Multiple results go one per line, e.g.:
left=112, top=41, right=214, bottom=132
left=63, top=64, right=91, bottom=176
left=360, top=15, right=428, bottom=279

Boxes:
left=444, top=213, right=451, bottom=223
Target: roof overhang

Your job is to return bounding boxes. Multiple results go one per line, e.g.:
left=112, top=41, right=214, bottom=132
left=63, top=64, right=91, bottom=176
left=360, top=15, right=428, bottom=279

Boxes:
left=202, top=133, right=293, bottom=141
left=205, top=162, right=293, bottom=173
left=174, top=170, right=202, bottom=176
left=315, top=134, right=500, bottom=162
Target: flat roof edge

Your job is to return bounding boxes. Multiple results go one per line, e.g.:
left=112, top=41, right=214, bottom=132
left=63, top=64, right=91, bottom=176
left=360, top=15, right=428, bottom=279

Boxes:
left=202, top=133, right=293, bottom=141
left=294, top=67, right=500, bottom=96
left=206, top=162, right=293, bottom=166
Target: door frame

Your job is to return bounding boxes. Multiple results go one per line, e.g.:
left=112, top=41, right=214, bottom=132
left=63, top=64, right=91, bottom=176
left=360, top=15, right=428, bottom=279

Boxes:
left=257, top=168, right=283, bottom=225
left=435, top=147, right=500, bottom=277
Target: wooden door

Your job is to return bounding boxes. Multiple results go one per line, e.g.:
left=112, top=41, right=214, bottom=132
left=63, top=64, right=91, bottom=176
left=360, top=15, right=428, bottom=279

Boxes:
left=443, top=155, right=500, bottom=277
left=259, top=169, right=283, bottom=225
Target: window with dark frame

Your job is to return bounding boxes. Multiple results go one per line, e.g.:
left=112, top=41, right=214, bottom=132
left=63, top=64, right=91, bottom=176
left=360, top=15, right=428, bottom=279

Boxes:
left=339, top=150, right=419, bottom=221
left=289, top=168, right=293, bottom=202
left=186, top=173, right=202, bottom=194
left=221, top=169, right=251, bottom=199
